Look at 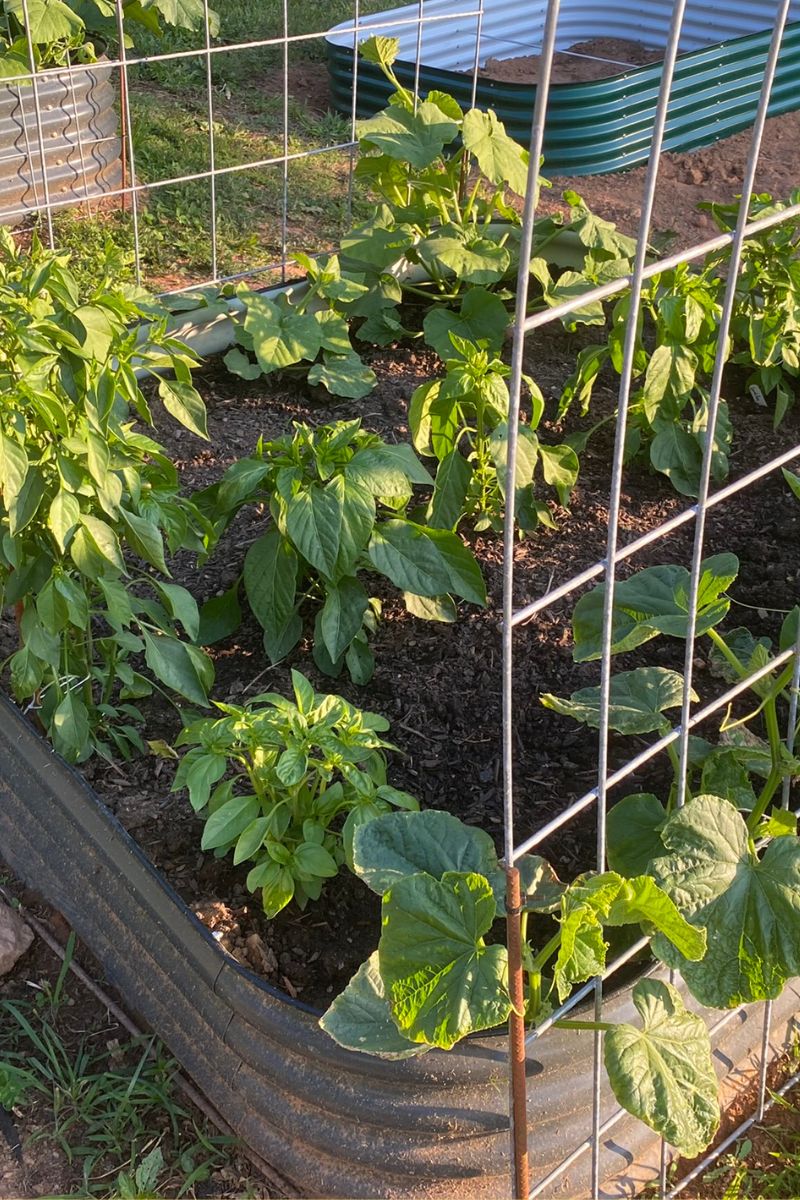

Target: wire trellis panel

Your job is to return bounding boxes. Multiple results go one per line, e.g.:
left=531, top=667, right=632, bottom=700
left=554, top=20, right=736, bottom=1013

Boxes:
left=3, top=0, right=800, bottom=1197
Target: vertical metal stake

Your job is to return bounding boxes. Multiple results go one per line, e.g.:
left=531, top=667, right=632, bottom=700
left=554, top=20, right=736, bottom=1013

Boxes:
left=506, top=865, right=529, bottom=1200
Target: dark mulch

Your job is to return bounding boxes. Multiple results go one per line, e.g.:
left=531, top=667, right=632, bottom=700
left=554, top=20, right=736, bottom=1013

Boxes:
left=64, top=321, right=800, bottom=1010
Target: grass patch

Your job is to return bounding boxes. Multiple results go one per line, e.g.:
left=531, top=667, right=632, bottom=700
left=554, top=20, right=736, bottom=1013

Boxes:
left=41, top=0, right=397, bottom=291
left=0, top=937, right=239, bottom=1198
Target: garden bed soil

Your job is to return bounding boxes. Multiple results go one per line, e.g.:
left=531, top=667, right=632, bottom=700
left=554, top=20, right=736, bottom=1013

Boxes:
left=4, top=118, right=800, bottom=1015
left=481, top=37, right=663, bottom=85
left=64, top=324, right=800, bottom=1011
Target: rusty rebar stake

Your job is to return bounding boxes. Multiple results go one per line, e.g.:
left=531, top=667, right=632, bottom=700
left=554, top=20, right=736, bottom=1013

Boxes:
left=506, top=865, right=530, bottom=1199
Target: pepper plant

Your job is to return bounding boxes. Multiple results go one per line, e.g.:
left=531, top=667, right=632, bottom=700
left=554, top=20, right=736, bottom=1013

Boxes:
left=320, top=806, right=720, bottom=1158
left=223, top=253, right=377, bottom=401
left=701, top=189, right=800, bottom=427
left=0, top=230, right=214, bottom=762
left=540, top=554, right=800, bottom=871
left=173, top=670, right=419, bottom=916
left=195, top=419, right=486, bottom=683
left=410, top=333, right=579, bottom=532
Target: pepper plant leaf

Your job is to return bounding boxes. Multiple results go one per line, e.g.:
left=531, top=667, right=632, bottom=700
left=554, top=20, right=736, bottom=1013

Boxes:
left=542, top=667, right=695, bottom=735
left=650, top=794, right=800, bottom=1007
left=572, top=555, right=739, bottom=662
left=320, top=953, right=430, bottom=1059
left=380, top=871, right=510, bottom=1048
left=604, top=979, right=720, bottom=1157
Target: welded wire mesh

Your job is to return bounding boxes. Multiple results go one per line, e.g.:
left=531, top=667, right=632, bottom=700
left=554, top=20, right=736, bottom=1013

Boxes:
left=3, top=0, right=800, bottom=1197
left=503, top=1, right=800, bottom=1197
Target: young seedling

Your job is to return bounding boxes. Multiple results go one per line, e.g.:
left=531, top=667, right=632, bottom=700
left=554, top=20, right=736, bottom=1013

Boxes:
left=173, top=670, right=418, bottom=916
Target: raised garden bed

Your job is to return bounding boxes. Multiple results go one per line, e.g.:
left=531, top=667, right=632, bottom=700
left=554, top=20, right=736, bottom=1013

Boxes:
left=2, top=45, right=800, bottom=1198
left=325, top=0, right=800, bottom=172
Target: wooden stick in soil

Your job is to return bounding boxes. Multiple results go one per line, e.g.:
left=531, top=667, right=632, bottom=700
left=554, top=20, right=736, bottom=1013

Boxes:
left=0, top=886, right=296, bottom=1198
left=505, top=866, right=530, bottom=1199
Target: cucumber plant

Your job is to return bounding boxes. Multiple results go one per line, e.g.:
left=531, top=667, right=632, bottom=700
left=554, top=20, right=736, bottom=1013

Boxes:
left=0, top=231, right=215, bottom=762
left=195, top=419, right=486, bottom=683
left=320, top=806, right=720, bottom=1159
left=540, top=554, right=800, bottom=870
left=173, top=670, right=419, bottom=916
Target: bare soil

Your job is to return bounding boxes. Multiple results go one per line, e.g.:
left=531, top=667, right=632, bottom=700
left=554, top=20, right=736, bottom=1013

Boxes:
left=482, top=37, right=663, bottom=85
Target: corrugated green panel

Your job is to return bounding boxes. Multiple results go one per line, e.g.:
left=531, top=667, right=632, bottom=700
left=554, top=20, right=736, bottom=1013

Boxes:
left=326, top=22, right=800, bottom=174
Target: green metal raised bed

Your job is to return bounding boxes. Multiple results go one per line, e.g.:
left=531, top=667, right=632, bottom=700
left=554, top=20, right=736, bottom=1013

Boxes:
left=325, top=0, right=800, bottom=174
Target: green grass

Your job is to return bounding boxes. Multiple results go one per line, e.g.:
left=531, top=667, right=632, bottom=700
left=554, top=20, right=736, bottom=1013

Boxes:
left=45, top=0, right=397, bottom=292
left=0, top=938, right=239, bottom=1198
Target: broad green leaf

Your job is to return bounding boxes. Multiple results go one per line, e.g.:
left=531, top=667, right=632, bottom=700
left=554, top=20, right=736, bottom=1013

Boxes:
left=337, top=481, right=376, bottom=574
left=154, top=581, right=200, bottom=641
left=358, top=35, right=399, bottom=69
left=345, top=634, right=375, bottom=685
left=197, top=582, right=242, bottom=645
left=423, top=288, right=509, bottom=360
left=424, top=527, right=487, bottom=606
left=308, top=352, right=377, bottom=400
left=604, top=979, right=720, bottom=1156
left=244, top=530, right=301, bottom=662
left=379, top=442, right=435, bottom=486
left=403, top=592, right=457, bottom=623
left=51, top=692, right=90, bottom=763
left=48, top=490, right=80, bottom=552
left=607, top=794, right=667, bottom=877
left=346, top=445, right=426, bottom=496
left=158, top=379, right=209, bottom=439
left=72, top=304, right=116, bottom=359
left=358, top=100, right=459, bottom=168
left=651, top=794, right=800, bottom=1007
left=572, top=556, right=739, bottom=662
left=201, top=794, right=261, bottom=851
left=71, top=515, right=125, bottom=579
left=488, top=423, right=538, bottom=499
left=286, top=478, right=345, bottom=579
left=120, top=508, right=168, bottom=575
left=604, top=875, right=706, bottom=962
left=7, top=466, right=45, bottom=536
left=259, top=861, right=296, bottom=917
left=217, top=457, right=270, bottom=512
left=539, top=443, right=579, bottom=506
left=554, top=901, right=607, bottom=1001
left=275, top=746, right=308, bottom=787
left=427, top=450, right=472, bottom=530
left=700, top=748, right=757, bottom=811
left=243, top=294, right=322, bottom=372
left=6, top=0, right=83, bottom=45
left=541, top=667, right=695, bottom=735
left=142, top=631, right=212, bottom=706
left=380, top=871, right=510, bottom=1048
left=293, top=842, right=339, bottom=879
left=649, top=421, right=704, bottom=497
left=642, top=343, right=698, bottom=422
left=223, top=346, right=261, bottom=380
left=320, top=952, right=429, bottom=1059
left=352, top=809, right=498, bottom=896
left=368, top=520, right=452, bottom=596
left=319, top=576, right=369, bottom=662
left=0, top=432, right=28, bottom=504
left=416, top=230, right=510, bottom=286
left=461, top=107, right=529, bottom=195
